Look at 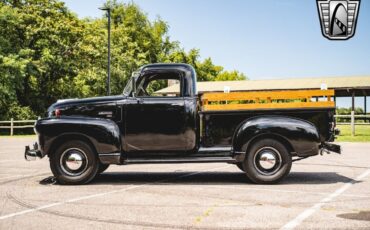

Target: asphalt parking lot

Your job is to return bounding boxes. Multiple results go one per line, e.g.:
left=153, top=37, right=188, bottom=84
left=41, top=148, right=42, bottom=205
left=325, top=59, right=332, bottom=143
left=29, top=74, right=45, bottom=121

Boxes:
left=0, top=137, right=369, bottom=229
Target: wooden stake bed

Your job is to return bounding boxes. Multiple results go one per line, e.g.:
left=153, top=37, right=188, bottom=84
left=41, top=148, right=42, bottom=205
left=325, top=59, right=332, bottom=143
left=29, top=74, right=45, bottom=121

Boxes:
left=201, top=89, right=335, bottom=112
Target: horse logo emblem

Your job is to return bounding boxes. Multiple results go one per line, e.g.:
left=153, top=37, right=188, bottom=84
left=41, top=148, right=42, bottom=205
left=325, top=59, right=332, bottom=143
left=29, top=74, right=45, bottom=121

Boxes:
left=317, top=0, right=360, bottom=40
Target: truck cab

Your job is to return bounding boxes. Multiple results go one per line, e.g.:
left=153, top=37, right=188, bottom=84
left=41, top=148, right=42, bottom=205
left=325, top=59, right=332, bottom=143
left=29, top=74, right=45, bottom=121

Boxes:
left=122, top=64, right=198, bottom=156
left=25, top=63, right=340, bottom=185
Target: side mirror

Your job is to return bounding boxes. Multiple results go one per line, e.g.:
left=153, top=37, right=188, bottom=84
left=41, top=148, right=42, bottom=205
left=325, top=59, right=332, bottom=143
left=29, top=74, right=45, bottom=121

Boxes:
left=131, top=77, right=137, bottom=97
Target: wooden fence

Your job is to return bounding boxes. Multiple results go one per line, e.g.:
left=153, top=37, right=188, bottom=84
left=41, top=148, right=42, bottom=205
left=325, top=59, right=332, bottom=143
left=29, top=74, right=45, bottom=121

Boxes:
left=335, top=114, right=370, bottom=136
left=0, top=114, right=369, bottom=136
left=0, top=119, right=37, bottom=136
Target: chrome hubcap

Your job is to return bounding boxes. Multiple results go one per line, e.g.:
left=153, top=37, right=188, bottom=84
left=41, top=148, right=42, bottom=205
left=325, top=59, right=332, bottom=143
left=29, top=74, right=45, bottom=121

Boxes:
left=66, top=153, right=84, bottom=171
left=60, top=148, right=88, bottom=176
left=253, top=147, right=282, bottom=175
left=259, top=152, right=277, bottom=170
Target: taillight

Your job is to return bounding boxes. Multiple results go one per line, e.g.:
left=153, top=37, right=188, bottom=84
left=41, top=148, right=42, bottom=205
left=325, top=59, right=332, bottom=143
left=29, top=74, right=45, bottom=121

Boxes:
left=329, top=121, right=335, bottom=131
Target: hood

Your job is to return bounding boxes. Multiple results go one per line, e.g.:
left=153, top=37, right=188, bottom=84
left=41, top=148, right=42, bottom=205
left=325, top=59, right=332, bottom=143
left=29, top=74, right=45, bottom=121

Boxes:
left=47, top=95, right=126, bottom=118
left=49, top=95, right=125, bottom=110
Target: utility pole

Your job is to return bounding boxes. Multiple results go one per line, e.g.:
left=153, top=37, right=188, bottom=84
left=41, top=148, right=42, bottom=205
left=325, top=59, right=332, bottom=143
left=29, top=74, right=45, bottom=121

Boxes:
left=99, top=7, right=111, bottom=96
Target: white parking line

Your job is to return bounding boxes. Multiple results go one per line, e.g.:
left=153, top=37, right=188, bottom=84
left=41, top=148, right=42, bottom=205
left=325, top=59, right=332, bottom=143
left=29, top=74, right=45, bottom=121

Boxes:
left=0, top=165, right=230, bottom=221
left=0, top=172, right=50, bottom=182
left=208, top=185, right=370, bottom=198
left=280, top=168, right=370, bottom=230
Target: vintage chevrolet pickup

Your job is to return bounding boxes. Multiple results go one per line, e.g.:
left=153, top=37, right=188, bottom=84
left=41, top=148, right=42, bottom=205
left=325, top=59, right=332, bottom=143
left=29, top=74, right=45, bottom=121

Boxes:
left=25, top=63, right=341, bottom=185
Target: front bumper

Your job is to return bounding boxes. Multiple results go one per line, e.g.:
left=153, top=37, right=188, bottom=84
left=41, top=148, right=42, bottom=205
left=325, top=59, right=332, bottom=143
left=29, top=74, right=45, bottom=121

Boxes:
left=25, top=142, right=43, bottom=161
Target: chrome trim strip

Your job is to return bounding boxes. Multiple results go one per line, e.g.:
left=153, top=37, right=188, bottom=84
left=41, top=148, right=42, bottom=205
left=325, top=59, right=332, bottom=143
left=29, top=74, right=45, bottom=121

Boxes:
left=198, top=147, right=232, bottom=152
left=99, top=153, right=121, bottom=156
left=125, top=156, right=236, bottom=164
left=234, top=151, right=245, bottom=155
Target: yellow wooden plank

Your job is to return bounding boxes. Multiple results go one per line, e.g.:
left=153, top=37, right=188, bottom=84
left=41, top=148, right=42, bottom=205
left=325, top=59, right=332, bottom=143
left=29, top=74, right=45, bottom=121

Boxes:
left=202, top=89, right=334, bottom=101
left=203, top=101, right=335, bottom=111
left=201, top=89, right=335, bottom=112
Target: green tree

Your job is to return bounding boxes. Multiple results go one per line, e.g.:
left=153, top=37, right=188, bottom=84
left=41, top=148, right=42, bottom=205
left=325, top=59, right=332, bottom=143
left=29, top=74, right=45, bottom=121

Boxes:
left=215, top=70, right=246, bottom=81
left=166, top=49, right=246, bottom=81
left=0, top=0, right=247, bottom=121
left=0, top=3, right=30, bottom=119
left=1, top=0, right=86, bottom=118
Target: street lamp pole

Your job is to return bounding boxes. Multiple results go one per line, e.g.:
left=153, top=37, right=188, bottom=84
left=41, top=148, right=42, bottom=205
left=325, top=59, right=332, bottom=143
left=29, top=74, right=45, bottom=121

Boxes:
left=99, top=7, right=111, bottom=96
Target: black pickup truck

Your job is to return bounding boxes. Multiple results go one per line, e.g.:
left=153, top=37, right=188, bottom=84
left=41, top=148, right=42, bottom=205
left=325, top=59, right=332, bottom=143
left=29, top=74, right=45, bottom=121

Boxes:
left=25, top=63, right=340, bottom=185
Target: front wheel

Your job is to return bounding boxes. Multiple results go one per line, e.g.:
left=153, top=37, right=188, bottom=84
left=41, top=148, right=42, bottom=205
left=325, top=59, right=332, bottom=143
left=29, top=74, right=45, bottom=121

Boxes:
left=243, top=138, right=292, bottom=184
left=50, top=140, right=99, bottom=185
left=98, top=162, right=110, bottom=174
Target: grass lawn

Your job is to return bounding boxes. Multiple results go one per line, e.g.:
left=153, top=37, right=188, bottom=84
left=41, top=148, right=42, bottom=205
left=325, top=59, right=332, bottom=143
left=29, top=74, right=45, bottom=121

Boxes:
left=336, top=124, right=370, bottom=142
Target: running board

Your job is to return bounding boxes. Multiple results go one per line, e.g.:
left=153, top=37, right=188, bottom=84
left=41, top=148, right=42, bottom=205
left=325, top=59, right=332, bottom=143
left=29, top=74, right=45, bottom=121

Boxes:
left=124, top=156, right=236, bottom=164
left=197, top=146, right=232, bottom=156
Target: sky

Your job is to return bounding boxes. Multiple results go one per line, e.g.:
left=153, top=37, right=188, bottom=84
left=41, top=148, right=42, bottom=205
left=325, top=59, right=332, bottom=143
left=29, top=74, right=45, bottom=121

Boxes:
left=62, top=0, right=370, bottom=109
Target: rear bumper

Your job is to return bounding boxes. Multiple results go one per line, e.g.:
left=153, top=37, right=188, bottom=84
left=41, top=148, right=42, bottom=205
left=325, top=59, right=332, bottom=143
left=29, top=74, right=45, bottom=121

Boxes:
left=25, top=142, right=43, bottom=161
left=320, top=142, right=341, bottom=154
left=334, top=128, right=340, bottom=136
left=328, top=128, right=340, bottom=142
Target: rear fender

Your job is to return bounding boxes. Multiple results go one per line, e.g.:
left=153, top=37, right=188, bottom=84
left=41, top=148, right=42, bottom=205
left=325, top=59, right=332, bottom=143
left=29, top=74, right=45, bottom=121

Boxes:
left=232, top=115, right=320, bottom=158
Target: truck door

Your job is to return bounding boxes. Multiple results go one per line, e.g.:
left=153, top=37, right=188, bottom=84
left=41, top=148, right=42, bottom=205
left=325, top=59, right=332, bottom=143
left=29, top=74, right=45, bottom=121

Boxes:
left=124, top=70, right=195, bottom=156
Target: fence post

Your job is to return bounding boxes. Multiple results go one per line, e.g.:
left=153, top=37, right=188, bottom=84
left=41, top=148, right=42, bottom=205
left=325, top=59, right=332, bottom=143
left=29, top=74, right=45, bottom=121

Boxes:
left=10, top=118, right=14, bottom=136
left=351, top=111, right=355, bottom=136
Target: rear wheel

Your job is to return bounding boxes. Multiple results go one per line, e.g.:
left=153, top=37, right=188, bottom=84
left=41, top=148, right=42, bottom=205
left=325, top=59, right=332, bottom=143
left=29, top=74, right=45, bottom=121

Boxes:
left=243, top=138, right=292, bottom=184
left=50, top=140, right=99, bottom=185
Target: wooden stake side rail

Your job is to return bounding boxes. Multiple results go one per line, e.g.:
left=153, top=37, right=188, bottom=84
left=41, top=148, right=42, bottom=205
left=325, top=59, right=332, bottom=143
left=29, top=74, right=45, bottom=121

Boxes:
left=201, top=89, right=335, bottom=111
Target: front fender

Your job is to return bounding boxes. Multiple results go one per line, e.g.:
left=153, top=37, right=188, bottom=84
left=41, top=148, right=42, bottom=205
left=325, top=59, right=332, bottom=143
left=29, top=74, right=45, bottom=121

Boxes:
left=233, top=116, right=320, bottom=157
left=35, top=117, right=122, bottom=157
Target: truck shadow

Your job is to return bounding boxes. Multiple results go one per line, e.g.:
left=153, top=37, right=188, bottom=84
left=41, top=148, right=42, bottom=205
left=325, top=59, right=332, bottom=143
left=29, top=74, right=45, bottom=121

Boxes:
left=81, top=171, right=357, bottom=185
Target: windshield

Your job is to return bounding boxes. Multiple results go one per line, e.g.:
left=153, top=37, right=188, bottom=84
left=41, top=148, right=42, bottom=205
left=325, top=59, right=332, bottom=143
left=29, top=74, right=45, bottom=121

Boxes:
left=122, top=71, right=140, bottom=96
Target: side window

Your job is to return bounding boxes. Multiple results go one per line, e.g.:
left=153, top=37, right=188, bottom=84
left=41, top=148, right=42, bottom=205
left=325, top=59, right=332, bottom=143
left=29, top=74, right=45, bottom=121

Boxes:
left=137, top=72, right=181, bottom=97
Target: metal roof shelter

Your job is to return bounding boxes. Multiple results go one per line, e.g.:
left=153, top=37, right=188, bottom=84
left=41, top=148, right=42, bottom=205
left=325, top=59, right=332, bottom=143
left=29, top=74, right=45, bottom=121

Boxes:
left=157, top=76, right=370, bottom=112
